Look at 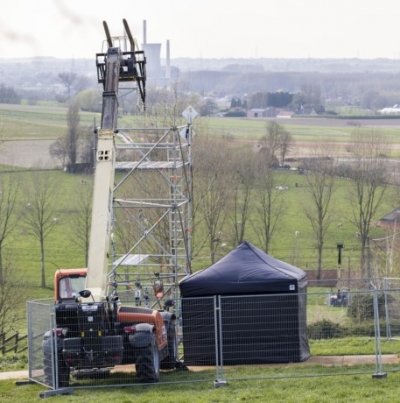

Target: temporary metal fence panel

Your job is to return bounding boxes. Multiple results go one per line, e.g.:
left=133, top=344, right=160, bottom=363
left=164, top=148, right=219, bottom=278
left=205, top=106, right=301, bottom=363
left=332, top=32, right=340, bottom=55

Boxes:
left=27, top=297, right=218, bottom=396
left=180, top=288, right=391, bottom=383
left=27, top=299, right=54, bottom=387
left=27, top=287, right=400, bottom=395
left=383, top=278, right=400, bottom=340
left=378, top=281, right=400, bottom=375
left=216, top=289, right=389, bottom=382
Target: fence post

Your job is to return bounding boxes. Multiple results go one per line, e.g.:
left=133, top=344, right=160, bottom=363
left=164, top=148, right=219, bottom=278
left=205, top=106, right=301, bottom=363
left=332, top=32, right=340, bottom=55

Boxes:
left=0, top=332, right=4, bottom=355
left=372, top=288, right=387, bottom=379
left=383, top=278, right=391, bottom=340
left=13, top=332, right=18, bottom=354
left=214, top=295, right=227, bottom=388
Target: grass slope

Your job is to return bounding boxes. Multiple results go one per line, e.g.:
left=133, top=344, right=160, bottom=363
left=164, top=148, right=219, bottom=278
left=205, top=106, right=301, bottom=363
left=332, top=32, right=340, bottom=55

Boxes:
left=1, top=367, right=400, bottom=402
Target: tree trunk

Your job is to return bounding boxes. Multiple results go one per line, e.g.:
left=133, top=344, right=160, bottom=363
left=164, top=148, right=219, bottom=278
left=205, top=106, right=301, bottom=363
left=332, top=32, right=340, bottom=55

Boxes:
left=40, top=237, right=46, bottom=288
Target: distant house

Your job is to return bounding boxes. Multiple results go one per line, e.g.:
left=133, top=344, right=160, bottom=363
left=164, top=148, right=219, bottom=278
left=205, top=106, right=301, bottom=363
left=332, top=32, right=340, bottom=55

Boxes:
left=277, top=110, right=295, bottom=118
left=379, top=105, right=400, bottom=115
left=214, top=97, right=231, bottom=110
left=296, top=107, right=317, bottom=116
left=378, top=208, right=400, bottom=229
left=247, top=107, right=277, bottom=118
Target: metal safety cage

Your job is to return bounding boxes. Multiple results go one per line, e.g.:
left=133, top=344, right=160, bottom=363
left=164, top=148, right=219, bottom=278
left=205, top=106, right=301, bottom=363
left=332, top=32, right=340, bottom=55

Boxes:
left=96, top=50, right=146, bottom=84
left=96, top=19, right=146, bottom=106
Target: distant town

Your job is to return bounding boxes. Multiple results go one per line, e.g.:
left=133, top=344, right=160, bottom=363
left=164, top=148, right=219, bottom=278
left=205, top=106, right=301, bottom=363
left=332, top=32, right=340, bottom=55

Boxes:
left=1, top=56, right=400, bottom=117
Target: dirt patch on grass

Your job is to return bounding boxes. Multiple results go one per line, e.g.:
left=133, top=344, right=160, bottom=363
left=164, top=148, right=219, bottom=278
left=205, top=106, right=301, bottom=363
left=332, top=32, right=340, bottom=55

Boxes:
left=0, top=140, right=55, bottom=168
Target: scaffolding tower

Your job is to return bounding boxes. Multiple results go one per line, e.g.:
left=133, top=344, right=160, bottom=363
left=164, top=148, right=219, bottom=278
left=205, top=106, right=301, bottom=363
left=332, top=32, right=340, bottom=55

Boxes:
left=107, top=112, right=195, bottom=309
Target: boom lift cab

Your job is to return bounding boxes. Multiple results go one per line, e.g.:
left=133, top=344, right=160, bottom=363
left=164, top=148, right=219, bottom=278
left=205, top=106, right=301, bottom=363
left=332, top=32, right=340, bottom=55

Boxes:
left=42, top=20, right=177, bottom=389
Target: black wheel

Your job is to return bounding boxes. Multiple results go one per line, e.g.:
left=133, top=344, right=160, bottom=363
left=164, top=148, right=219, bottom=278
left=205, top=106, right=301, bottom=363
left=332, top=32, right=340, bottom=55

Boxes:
left=57, top=354, right=70, bottom=388
left=161, top=321, right=177, bottom=369
left=43, top=351, right=70, bottom=388
left=135, top=334, right=160, bottom=383
left=43, top=350, right=54, bottom=386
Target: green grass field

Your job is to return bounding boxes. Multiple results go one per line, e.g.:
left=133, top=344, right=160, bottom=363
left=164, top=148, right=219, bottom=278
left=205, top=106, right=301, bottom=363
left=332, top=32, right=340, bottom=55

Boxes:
left=1, top=104, right=400, bottom=400
left=2, top=103, right=400, bottom=139
left=4, top=169, right=394, bottom=296
left=1, top=365, right=400, bottom=402
left=0, top=104, right=99, bottom=139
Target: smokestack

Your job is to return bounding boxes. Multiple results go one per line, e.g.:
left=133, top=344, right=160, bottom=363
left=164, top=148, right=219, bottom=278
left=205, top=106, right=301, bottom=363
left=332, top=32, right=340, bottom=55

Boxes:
left=166, top=40, right=171, bottom=79
left=143, top=20, right=147, bottom=45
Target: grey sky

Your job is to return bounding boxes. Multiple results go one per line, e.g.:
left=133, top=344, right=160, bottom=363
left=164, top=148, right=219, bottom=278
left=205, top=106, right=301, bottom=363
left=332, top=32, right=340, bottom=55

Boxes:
left=1, top=0, right=399, bottom=60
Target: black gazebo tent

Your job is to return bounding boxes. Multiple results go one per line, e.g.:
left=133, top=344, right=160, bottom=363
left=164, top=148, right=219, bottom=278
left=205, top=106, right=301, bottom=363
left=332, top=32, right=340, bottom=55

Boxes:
left=179, top=241, right=310, bottom=365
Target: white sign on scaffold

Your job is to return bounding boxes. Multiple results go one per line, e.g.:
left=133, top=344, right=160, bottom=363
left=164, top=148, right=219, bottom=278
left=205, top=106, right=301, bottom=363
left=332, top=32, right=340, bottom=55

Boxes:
left=182, top=106, right=198, bottom=122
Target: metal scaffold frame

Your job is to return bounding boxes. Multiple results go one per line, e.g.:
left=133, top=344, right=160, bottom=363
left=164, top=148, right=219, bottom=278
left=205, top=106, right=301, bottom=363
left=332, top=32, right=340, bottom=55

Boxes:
left=107, top=118, right=194, bottom=309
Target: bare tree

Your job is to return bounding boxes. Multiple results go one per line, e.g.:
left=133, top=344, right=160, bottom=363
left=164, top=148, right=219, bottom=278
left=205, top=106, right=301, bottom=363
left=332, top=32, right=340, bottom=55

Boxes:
left=279, top=127, right=293, bottom=165
left=377, top=176, right=400, bottom=278
left=0, top=173, right=22, bottom=284
left=252, top=156, right=287, bottom=254
left=138, top=81, right=202, bottom=127
left=347, top=129, right=391, bottom=278
left=74, top=75, right=91, bottom=93
left=50, top=121, right=95, bottom=172
left=58, top=72, right=78, bottom=100
left=0, top=260, right=27, bottom=335
left=193, top=135, right=234, bottom=264
left=262, top=121, right=292, bottom=165
left=49, top=99, right=81, bottom=172
left=302, top=148, right=337, bottom=279
left=370, top=225, right=400, bottom=279
left=228, top=146, right=256, bottom=246
left=49, top=136, right=67, bottom=168
left=65, top=100, right=81, bottom=173
left=24, top=172, right=61, bottom=288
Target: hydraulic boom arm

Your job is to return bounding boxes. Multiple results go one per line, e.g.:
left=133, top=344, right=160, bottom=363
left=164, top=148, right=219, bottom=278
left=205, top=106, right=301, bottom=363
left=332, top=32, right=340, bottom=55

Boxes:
left=85, top=20, right=146, bottom=302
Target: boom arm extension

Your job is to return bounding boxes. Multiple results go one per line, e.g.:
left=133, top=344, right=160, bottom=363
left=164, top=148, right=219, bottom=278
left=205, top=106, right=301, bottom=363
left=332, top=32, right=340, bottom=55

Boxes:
left=103, top=21, right=113, bottom=48
left=86, top=20, right=146, bottom=302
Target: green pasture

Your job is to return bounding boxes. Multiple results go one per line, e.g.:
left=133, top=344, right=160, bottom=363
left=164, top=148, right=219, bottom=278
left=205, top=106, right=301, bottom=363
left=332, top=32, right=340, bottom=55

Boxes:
left=2, top=167, right=395, bottom=298
left=198, top=116, right=400, bottom=144
left=191, top=171, right=395, bottom=273
left=0, top=104, right=100, bottom=139
left=1, top=102, right=399, bottom=143
left=2, top=365, right=400, bottom=402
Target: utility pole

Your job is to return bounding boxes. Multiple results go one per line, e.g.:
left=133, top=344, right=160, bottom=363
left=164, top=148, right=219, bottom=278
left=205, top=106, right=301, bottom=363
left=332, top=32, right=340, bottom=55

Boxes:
left=337, top=243, right=344, bottom=283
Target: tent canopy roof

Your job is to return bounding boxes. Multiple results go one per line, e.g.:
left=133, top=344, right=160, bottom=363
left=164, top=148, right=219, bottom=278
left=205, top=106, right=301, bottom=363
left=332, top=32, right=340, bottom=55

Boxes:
left=180, top=241, right=307, bottom=297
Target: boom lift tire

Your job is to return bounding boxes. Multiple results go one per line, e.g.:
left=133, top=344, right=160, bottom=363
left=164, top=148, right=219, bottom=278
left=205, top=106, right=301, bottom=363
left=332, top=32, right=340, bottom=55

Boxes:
left=43, top=350, right=70, bottom=388
left=160, top=321, right=178, bottom=370
left=135, top=334, right=160, bottom=383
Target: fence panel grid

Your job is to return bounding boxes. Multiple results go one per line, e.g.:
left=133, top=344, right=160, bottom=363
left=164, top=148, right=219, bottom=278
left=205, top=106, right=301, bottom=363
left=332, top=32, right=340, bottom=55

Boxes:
left=27, top=283, right=400, bottom=392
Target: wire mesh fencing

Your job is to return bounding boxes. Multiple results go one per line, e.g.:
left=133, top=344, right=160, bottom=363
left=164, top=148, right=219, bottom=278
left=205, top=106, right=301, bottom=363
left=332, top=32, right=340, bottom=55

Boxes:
left=27, top=299, right=54, bottom=388
left=26, top=283, right=400, bottom=396
left=26, top=297, right=217, bottom=396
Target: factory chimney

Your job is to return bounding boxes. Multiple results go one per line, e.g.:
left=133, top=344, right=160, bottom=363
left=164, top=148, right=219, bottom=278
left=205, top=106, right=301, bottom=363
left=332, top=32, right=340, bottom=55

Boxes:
left=166, top=40, right=171, bottom=79
left=143, top=20, right=147, bottom=44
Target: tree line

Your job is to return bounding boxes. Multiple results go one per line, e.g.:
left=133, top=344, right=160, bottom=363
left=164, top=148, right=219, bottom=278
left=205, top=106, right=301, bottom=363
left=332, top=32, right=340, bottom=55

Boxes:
left=3, top=65, right=400, bottom=115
